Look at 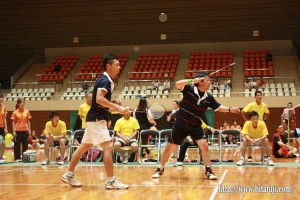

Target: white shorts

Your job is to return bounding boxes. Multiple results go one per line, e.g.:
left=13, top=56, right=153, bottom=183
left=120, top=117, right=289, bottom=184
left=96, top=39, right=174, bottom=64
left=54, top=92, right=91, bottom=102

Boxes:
left=81, top=121, right=111, bottom=145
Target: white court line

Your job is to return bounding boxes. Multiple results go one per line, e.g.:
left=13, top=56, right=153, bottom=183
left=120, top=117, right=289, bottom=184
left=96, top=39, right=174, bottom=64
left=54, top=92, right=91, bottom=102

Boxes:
left=0, top=170, right=13, bottom=174
left=209, top=169, right=227, bottom=200
left=0, top=183, right=214, bottom=188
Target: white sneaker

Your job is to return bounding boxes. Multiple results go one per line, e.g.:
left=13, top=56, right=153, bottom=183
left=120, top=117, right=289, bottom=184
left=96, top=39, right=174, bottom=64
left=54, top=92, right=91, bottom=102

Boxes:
left=247, top=156, right=253, bottom=162
left=122, top=152, right=128, bottom=164
left=205, top=169, right=218, bottom=180
left=61, top=173, right=82, bottom=187
left=237, top=158, right=245, bottom=166
left=176, top=162, right=183, bottom=166
left=104, top=178, right=129, bottom=189
left=267, top=158, right=274, bottom=166
left=41, top=160, right=49, bottom=165
left=152, top=168, right=164, bottom=178
left=57, top=159, right=64, bottom=165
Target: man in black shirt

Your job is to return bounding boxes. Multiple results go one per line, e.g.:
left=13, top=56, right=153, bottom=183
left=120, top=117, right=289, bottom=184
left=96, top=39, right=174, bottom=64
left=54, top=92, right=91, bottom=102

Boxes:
left=272, top=124, right=298, bottom=158
left=152, top=71, right=240, bottom=180
left=62, top=53, right=130, bottom=189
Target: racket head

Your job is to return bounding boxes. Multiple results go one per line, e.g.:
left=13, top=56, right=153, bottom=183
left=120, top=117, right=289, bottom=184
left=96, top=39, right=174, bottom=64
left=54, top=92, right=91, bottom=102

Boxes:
left=148, top=103, right=166, bottom=119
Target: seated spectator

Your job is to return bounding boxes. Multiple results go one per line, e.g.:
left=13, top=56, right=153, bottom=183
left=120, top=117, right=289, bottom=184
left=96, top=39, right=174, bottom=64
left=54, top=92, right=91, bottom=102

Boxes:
left=244, top=78, right=250, bottom=89
left=114, top=106, right=140, bottom=164
left=82, top=82, right=90, bottom=92
left=52, top=64, right=62, bottom=73
left=225, top=78, right=232, bottom=90
left=28, top=131, right=40, bottom=149
left=230, top=120, right=242, bottom=144
left=220, top=121, right=231, bottom=144
left=4, top=132, right=14, bottom=149
left=237, top=111, right=274, bottom=166
left=281, top=102, right=296, bottom=131
left=266, top=53, right=272, bottom=62
left=272, top=124, right=298, bottom=158
left=176, top=120, right=214, bottom=166
left=257, top=77, right=266, bottom=89
left=39, top=130, right=46, bottom=148
left=163, top=79, right=171, bottom=92
left=249, top=79, right=257, bottom=90
left=152, top=79, right=161, bottom=92
left=293, top=128, right=300, bottom=153
left=41, top=111, right=68, bottom=165
left=212, top=78, right=220, bottom=90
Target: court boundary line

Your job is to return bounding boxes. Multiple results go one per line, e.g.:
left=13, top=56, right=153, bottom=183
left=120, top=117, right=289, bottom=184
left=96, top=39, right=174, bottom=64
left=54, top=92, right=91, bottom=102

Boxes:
left=209, top=169, right=227, bottom=200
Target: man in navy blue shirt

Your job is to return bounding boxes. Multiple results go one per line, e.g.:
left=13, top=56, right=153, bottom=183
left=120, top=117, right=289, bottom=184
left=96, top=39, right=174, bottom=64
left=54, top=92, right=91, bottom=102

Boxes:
left=152, top=71, right=240, bottom=180
left=62, top=53, right=130, bottom=189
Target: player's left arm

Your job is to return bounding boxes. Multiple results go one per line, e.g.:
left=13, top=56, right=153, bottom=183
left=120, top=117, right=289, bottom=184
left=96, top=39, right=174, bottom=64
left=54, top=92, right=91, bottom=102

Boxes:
left=216, top=105, right=240, bottom=114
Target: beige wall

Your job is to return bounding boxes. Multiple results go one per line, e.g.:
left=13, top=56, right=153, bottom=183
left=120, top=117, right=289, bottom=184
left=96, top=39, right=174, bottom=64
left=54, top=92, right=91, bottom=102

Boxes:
left=4, top=96, right=300, bottom=112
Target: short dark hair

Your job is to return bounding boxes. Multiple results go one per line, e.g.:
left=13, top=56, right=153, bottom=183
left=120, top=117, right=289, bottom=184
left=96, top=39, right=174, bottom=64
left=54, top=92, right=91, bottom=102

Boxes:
left=249, top=111, right=259, bottom=119
left=254, top=90, right=262, bottom=96
left=50, top=111, right=59, bottom=119
left=102, top=53, right=118, bottom=71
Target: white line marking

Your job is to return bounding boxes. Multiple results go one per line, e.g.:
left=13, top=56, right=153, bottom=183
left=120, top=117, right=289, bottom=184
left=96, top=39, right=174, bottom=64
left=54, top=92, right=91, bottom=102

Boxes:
left=209, top=169, right=227, bottom=200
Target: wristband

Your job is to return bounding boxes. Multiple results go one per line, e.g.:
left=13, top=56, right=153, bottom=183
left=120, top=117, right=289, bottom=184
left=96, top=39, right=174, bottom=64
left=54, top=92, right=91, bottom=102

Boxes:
left=188, top=79, right=194, bottom=84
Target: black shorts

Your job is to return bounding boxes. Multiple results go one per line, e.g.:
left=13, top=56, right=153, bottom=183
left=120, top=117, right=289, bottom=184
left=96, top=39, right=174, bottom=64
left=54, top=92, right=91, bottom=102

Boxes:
left=168, top=124, right=206, bottom=145
left=53, top=140, right=69, bottom=146
left=273, top=151, right=284, bottom=158
left=0, top=128, right=5, bottom=140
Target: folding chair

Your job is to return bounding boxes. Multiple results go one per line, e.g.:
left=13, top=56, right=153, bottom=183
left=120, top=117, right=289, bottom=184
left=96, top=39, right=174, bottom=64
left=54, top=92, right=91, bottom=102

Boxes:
left=49, top=130, right=73, bottom=164
left=112, top=130, right=139, bottom=164
left=158, top=129, right=172, bottom=162
left=68, top=130, right=85, bottom=162
left=137, top=129, right=160, bottom=164
left=243, top=139, right=266, bottom=165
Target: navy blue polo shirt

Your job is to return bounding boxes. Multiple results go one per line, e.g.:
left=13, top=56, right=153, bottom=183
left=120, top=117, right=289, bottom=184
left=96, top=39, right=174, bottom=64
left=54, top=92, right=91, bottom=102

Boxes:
left=176, top=84, right=220, bottom=130
left=86, top=72, right=114, bottom=122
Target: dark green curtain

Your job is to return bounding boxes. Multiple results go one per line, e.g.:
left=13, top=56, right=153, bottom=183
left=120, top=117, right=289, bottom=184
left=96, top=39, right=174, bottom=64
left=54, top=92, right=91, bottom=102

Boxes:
left=205, top=108, right=215, bottom=128
left=70, top=111, right=78, bottom=132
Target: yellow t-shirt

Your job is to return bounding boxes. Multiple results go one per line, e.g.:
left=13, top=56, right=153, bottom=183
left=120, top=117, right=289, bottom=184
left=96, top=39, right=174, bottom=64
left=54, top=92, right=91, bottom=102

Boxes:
left=201, top=120, right=207, bottom=129
left=242, top=101, right=269, bottom=121
left=4, top=133, right=14, bottom=146
left=114, top=117, right=140, bottom=137
left=78, top=102, right=90, bottom=129
left=44, top=120, right=67, bottom=138
left=242, top=120, right=268, bottom=139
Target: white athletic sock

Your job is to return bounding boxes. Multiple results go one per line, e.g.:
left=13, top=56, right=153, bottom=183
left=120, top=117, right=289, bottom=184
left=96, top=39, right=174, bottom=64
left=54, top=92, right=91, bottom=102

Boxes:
left=66, top=171, right=74, bottom=177
left=159, top=164, right=164, bottom=169
left=108, top=176, right=116, bottom=182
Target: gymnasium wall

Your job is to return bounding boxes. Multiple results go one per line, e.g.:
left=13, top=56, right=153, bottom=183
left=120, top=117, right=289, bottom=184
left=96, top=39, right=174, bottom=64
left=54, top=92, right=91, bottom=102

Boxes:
left=1, top=0, right=300, bottom=82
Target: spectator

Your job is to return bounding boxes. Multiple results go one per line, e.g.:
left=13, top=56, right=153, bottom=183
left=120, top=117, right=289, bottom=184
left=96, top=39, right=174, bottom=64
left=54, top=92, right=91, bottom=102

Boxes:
left=41, top=111, right=68, bottom=165
left=220, top=121, right=231, bottom=144
left=39, top=130, right=46, bottom=149
left=281, top=102, right=296, bottom=131
left=0, top=93, right=8, bottom=162
left=230, top=120, right=242, bottom=144
left=4, top=132, right=14, bottom=149
left=212, top=78, right=219, bottom=90
left=237, top=111, right=274, bottom=166
left=78, top=92, right=92, bottom=129
left=152, top=79, right=161, bottom=93
left=28, top=131, right=40, bottom=149
left=113, top=105, right=140, bottom=164
left=257, top=77, right=266, bottom=89
left=82, top=82, right=90, bottom=92
left=11, top=98, right=31, bottom=162
left=166, top=100, right=180, bottom=128
left=52, top=64, right=62, bottom=73
left=249, top=79, right=257, bottom=90
left=244, top=78, right=250, bottom=89
left=163, top=79, right=171, bottom=92
left=272, top=124, right=298, bottom=158
left=225, top=78, right=232, bottom=90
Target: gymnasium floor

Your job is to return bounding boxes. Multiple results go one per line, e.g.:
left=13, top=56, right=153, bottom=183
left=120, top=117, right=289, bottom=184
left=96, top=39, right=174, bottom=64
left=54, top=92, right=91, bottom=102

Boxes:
left=0, top=149, right=299, bottom=200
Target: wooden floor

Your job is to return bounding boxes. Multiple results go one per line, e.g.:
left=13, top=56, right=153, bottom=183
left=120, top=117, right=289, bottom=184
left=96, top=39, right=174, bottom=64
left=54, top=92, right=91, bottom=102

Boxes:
left=1, top=148, right=299, bottom=199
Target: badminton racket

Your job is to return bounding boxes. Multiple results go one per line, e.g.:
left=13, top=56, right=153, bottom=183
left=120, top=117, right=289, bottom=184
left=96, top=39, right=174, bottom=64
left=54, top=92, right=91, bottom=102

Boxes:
left=134, top=103, right=166, bottom=120
left=289, top=103, right=300, bottom=111
left=209, top=62, right=235, bottom=77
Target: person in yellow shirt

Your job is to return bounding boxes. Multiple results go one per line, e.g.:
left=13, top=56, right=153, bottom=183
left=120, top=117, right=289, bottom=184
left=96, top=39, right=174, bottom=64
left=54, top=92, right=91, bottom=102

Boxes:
left=78, top=92, right=92, bottom=129
left=4, top=132, right=14, bottom=148
left=237, top=111, right=274, bottom=166
left=241, top=90, right=269, bottom=162
left=176, top=120, right=214, bottom=166
left=114, top=106, right=140, bottom=164
left=42, top=111, right=67, bottom=165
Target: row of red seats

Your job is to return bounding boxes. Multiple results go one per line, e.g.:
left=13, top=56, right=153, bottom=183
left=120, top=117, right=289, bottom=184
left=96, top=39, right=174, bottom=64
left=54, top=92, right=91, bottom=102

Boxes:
left=130, top=52, right=179, bottom=80
left=38, top=55, right=79, bottom=82
left=74, top=54, right=128, bottom=81
left=243, top=49, right=273, bottom=77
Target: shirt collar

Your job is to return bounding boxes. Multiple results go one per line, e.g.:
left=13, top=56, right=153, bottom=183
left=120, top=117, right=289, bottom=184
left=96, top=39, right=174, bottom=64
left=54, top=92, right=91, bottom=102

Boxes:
left=193, top=86, right=208, bottom=105
left=103, top=72, right=114, bottom=91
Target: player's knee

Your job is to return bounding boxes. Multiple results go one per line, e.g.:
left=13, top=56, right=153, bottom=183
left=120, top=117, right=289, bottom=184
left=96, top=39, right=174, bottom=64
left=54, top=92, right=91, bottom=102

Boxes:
left=114, top=142, right=121, bottom=148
